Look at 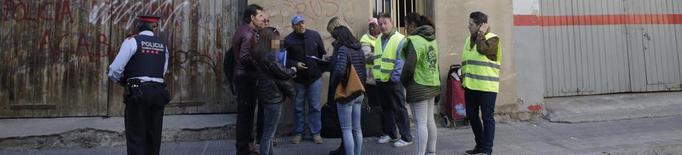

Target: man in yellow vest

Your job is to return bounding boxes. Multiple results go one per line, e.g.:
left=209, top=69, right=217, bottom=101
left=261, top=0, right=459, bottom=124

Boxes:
left=359, top=17, right=382, bottom=123
left=374, top=13, right=413, bottom=147
left=461, top=11, right=501, bottom=155
left=360, top=18, right=381, bottom=85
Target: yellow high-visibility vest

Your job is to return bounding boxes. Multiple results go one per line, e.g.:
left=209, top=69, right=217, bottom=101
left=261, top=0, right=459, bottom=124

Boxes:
left=461, top=32, right=502, bottom=93
left=407, top=35, right=440, bottom=86
left=373, top=32, right=405, bottom=82
left=360, top=33, right=379, bottom=46
left=360, top=33, right=380, bottom=69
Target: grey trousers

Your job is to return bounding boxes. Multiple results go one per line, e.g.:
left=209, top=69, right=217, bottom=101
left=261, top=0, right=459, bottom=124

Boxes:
left=410, top=97, right=437, bottom=155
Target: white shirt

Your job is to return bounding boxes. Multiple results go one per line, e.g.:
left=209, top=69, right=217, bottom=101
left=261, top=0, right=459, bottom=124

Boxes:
left=107, top=31, right=169, bottom=84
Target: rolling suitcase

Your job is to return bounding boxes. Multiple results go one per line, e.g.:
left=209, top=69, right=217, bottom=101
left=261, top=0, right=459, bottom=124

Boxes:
left=446, top=65, right=467, bottom=127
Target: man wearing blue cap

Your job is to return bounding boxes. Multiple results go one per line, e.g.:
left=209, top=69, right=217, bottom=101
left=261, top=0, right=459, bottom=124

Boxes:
left=284, top=15, right=328, bottom=144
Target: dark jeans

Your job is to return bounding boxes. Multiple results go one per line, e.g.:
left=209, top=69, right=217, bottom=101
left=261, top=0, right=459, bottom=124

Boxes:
left=124, top=83, right=169, bottom=155
left=235, top=76, right=258, bottom=155
left=364, top=84, right=381, bottom=107
left=465, top=88, right=497, bottom=154
left=377, top=81, right=412, bottom=142
left=257, top=104, right=265, bottom=144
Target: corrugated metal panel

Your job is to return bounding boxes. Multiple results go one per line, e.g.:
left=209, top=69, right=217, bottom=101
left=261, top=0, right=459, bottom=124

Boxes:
left=539, top=0, right=633, bottom=96
left=541, top=0, right=553, bottom=96
left=541, top=0, right=681, bottom=97
left=625, top=0, right=682, bottom=92
left=608, top=0, right=631, bottom=93
left=543, top=0, right=557, bottom=96
left=575, top=0, right=592, bottom=95
left=560, top=0, right=578, bottom=96
left=574, top=0, right=632, bottom=95
left=625, top=0, right=646, bottom=92
left=676, top=0, right=682, bottom=86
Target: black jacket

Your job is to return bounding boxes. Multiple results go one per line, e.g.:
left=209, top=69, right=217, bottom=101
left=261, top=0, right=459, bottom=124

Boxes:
left=254, top=51, right=297, bottom=104
left=284, top=30, right=327, bottom=85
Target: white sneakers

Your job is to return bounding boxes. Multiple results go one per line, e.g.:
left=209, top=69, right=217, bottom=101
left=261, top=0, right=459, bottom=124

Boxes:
left=392, top=139, right=413, bottom=147
left=377, top=135, right=395, bottom=144
left=377, top=135, right=413, bottom=147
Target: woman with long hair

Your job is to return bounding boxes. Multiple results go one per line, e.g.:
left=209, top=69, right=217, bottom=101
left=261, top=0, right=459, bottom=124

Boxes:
left=401, top=12, right=439, bottom=155
left=329, top=26, right=367, bottom=155
left=253, top=27, right=297, bottom=155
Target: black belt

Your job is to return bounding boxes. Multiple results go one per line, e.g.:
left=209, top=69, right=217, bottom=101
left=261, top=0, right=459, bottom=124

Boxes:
left=126, top=79, right=165, bottom=88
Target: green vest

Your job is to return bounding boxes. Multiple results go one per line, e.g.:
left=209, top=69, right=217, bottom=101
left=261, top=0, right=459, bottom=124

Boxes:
left=407, top=35, right=440, bottom=86
left=360, top=33, right=380, bottom=69
left=461, top=33, right=502, bottom=93
left=373, top=32, right=405, bottom=82
left=360, top=33, right=379, bottom=46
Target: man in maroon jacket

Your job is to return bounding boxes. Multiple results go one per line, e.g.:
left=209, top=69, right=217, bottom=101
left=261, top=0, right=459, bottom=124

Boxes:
left=231, top=4, right=266, bottom=155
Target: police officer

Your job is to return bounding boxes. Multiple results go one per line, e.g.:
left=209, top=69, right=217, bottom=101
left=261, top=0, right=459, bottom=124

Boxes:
left=107, top=15, right=170, bottom=155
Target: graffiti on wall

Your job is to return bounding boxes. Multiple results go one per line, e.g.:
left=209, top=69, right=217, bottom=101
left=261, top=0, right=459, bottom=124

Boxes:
left=283, top=0, right=339, bottom=21
left=0, top=0, right=240, bottom=118
left=259, top=0, right=360, bottom=53
left=2, top=0, right=75, bottom=24
left=87, top=0, right=191, bottom=31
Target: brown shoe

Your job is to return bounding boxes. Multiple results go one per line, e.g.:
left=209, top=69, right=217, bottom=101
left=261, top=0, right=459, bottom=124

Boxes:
left=249, top=143, right=259, bottom=154
left=313, top=134, right=323, bottom=144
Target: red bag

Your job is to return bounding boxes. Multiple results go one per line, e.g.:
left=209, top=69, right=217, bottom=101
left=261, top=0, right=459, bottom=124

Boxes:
left=447, top=65, right=466, bottom=122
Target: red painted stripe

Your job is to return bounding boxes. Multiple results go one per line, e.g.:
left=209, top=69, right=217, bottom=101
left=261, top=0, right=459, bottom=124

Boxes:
left=514, top=14, right=682, bottom=26
left=514, top=15, right=540, bottom=26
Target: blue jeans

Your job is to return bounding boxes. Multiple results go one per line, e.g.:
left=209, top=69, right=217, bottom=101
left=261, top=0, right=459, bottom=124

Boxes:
left=293, top=79, right=322, bottom=135
left=260, top=103, right=282, bottom=155
left=337, top=95, right=364, bottom=155
left=465, top=88, right=497, bottom=154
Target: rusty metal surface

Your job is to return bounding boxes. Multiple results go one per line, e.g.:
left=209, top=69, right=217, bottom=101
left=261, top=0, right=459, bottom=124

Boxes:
left=0, top=0, right=239, bottom=118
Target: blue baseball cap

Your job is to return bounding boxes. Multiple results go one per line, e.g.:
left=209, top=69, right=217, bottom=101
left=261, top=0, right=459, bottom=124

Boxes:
left=291, top=15, right=304, bottom=25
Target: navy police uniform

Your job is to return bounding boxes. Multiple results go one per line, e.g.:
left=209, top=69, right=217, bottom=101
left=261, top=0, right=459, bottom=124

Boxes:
left=107, top=15, right=170, bottom=155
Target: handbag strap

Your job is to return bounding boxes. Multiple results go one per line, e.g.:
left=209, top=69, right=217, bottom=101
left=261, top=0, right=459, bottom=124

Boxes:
left=342, top=48, right=354, bottom=84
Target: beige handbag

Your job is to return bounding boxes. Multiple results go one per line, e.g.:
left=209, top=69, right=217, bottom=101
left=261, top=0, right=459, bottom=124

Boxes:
left=334, top=52, right=365, bottom=102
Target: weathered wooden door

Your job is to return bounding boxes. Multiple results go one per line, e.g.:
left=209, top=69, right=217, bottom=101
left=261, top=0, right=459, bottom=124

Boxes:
left=0, top=0, right=240, bottom=118
left=0, top=0, right=109, bottom=117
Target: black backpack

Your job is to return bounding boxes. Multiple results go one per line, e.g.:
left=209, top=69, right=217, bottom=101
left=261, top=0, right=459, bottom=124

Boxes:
left=223, top=47, right=236, bottom=95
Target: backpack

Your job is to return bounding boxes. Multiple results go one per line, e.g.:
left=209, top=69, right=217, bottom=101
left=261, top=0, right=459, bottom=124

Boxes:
left=223, top=47, right=236, bottom=95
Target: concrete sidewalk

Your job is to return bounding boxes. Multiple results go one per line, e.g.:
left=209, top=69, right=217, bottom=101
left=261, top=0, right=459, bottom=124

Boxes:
left=2, top=115, right=682, bottom=155
left=544, top=92, right=682, bottom=123
left=0, top=114, right=236, bottom=150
